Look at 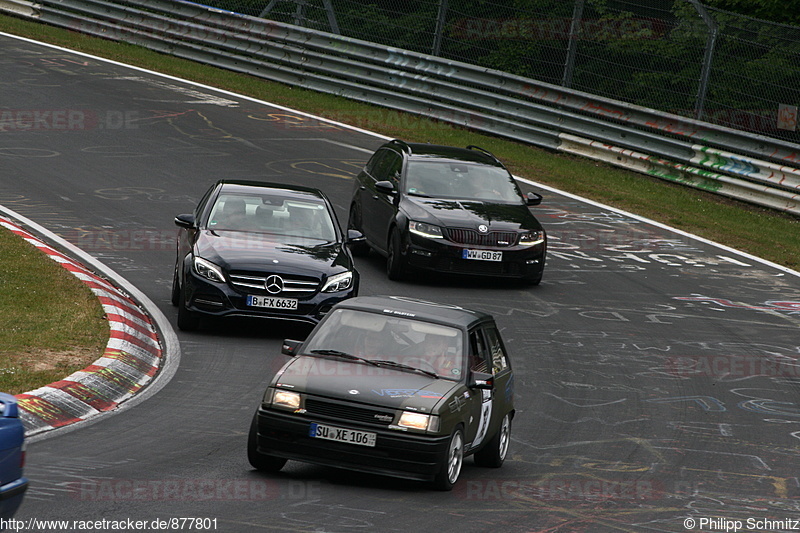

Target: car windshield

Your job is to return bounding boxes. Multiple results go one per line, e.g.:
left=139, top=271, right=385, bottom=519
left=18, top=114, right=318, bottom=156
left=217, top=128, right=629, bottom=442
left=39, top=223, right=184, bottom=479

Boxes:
left=303, top=308, right=465, bottom=381
left=207, top=193, right=337, bottom=242
left=404, top=160, right=523, bottom=203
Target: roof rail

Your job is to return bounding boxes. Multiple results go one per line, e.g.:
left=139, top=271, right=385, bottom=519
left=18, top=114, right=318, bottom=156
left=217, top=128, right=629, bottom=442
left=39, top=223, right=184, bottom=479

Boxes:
left=467, top=145, right=500, bottom=163
left=389, top=139, right=412, bottom=154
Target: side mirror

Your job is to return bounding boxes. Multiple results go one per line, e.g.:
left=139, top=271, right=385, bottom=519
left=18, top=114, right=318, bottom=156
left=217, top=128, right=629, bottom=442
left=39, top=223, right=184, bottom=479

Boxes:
left=469, top=371, right=494, bottom=390
left=281, top=339, right=303, bottom=356
left=174, top=213, right=196, bottom=229
left=375, top=181, right=396, bottom=196
left=346, top=229, right=366, bottom=245
left=0, top=396, right=19, bottom=418
left=525, top=192, right=543, bottom=206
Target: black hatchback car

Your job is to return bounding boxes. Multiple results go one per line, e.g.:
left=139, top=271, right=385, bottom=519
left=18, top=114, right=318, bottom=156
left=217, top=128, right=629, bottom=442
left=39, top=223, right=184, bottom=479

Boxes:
left=172, top=180, right=359, bottom=331
left=248, top=296, right=515, bottom=490
left=348, top=140, right=547, bottom=284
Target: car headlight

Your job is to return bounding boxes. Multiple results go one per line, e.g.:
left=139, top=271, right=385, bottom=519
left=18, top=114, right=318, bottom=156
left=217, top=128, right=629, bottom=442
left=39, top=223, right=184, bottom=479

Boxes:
left=397, top=411, right=439, bottom=432
left=321, top=271, right=353, bottom=293
left=409, top=221, right=444, bottom=239
left=269, top=389, right=302, bottom=411
left=519, top=231, right=545, bottom=246
left=193, top=257, right=225, bottom=283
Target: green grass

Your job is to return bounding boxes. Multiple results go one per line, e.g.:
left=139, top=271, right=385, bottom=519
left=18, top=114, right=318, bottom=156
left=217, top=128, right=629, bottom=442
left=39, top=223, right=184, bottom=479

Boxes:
left=0, top=11, right=799, bottom=392
left=0, top=228, right=108, bottom=394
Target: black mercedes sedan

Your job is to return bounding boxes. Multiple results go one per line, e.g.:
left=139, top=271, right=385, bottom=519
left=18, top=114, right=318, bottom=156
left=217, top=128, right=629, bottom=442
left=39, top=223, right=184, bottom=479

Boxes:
left=172, top=180, right=360, bottom=331
left=348, top=140, right=547, bottom=284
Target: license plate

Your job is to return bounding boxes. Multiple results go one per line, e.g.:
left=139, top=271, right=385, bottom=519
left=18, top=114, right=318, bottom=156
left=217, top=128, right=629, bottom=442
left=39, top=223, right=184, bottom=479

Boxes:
left=463, top=249, right=503, bottom=261
left=247, top=295, right=299, bottom=310
left=309, top=423, right=377, bottom=447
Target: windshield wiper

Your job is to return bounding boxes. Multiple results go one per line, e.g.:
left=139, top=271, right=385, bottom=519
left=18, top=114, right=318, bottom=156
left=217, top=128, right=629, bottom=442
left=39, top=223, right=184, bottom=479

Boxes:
left=407, top=191, right=433, bottom=198
left=371, top=359, right=439, bottom=379
left=309, top=349, right=380, bottom=367
left=308, top=351, right=439, bottom=378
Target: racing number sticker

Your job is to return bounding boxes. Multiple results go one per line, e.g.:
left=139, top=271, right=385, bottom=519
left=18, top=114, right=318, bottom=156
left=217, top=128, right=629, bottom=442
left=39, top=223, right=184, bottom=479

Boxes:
left=472, top=389, right=493, bottom=448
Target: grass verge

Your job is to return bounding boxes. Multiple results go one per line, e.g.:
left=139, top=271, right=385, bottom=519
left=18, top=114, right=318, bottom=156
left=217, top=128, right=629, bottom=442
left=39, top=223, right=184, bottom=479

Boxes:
left=0, top=227, right=107, bottom=394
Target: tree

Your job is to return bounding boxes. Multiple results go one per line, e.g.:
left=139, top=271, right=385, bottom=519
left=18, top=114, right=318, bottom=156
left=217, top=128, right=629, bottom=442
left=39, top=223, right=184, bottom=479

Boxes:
left=702, top=0, right=800, bottom=26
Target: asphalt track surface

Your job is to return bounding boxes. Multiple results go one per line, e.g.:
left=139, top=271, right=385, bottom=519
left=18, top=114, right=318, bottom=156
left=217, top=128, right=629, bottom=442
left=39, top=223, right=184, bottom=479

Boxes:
left=3, top=33, right=800, bottom=533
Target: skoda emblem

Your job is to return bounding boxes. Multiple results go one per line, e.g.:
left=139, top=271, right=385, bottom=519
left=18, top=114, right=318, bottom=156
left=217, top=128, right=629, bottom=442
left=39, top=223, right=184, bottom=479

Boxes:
left=478, top=224, right=489, bottom=234
left=265, top=275, right=284, bottom=294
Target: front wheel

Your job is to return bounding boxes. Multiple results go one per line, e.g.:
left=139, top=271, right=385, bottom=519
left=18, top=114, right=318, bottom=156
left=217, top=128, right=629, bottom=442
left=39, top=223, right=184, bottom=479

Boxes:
left=522, top=270, right=543, bottom=286
left=386, top=229, right=408, bottom=281
left=347, top=204, right=370, bottom=257
left=247, top=413, right=287, bottom=473
left=474, top=413, right=511, bottom=468
left=171, top=265, right=181, bottom=307
left=433, top=428, right=464, bottom=491
left=176, top=283, right=200, bottom=331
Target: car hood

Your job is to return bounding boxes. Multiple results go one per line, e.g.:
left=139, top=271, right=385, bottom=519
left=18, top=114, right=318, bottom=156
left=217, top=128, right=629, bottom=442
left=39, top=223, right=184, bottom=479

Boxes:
left=403, top=197, right=542, bottom=232
left=194, top=230, right=349, bottom=276
left=275, top=356, right=460, bottom=413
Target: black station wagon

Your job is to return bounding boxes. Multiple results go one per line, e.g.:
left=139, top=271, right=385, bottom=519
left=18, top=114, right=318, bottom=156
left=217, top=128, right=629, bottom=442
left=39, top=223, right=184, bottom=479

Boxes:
left=248, top=296, right=515, bottom=490
left=348, top=140, right=547, bottom=284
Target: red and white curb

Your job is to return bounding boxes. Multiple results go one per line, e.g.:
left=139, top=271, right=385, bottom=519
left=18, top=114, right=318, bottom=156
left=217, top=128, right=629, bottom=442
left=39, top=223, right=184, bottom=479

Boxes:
left=1, top=216, right=163, bottom=436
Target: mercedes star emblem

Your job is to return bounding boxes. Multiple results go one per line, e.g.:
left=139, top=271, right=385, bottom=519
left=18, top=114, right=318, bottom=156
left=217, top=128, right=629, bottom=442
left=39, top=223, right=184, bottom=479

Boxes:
left=265, top=274, right=284, bottom=295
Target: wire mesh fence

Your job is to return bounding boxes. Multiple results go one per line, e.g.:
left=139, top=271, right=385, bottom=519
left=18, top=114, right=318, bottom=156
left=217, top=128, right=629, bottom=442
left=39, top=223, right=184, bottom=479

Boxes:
left=198, top=0, right=800, bottom=144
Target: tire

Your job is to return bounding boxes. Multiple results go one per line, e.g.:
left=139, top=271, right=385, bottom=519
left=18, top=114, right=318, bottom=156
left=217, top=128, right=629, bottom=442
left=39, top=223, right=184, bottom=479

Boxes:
left=386, top=229, right=407, bottom=281
left=171, top=265, right=181, bottom=307
left=247, top=413, right=287, bottom=473
left=522, top=270, right=543, bottom=286
left=347, top=204, right=370, bottom=257
left=474, top=413, right=511, bottom=468
left=433, top=428, right=464, bottom=491
left=176, top=283, right=200, bottom=331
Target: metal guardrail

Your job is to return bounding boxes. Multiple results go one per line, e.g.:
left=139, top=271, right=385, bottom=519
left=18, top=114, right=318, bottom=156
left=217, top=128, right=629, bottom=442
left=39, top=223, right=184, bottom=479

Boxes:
left=0, top=0, right=37, bottom=16
left=3, top=0, right=799, bottom=215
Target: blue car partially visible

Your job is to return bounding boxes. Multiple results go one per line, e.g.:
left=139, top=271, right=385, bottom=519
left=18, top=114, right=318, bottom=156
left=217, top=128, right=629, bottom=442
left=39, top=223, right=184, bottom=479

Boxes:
left=0, top=393, right=27, bottom=523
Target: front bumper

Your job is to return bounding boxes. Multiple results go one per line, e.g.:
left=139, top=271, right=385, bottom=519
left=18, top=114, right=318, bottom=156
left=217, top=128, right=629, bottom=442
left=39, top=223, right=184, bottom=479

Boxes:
left=254, top=408, right=450, bottom=482
left=0, top=477, right=28, bottom=520
left=404, top=233, right=546, bottom=279
left=183, top=270, right=356, bottom=325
